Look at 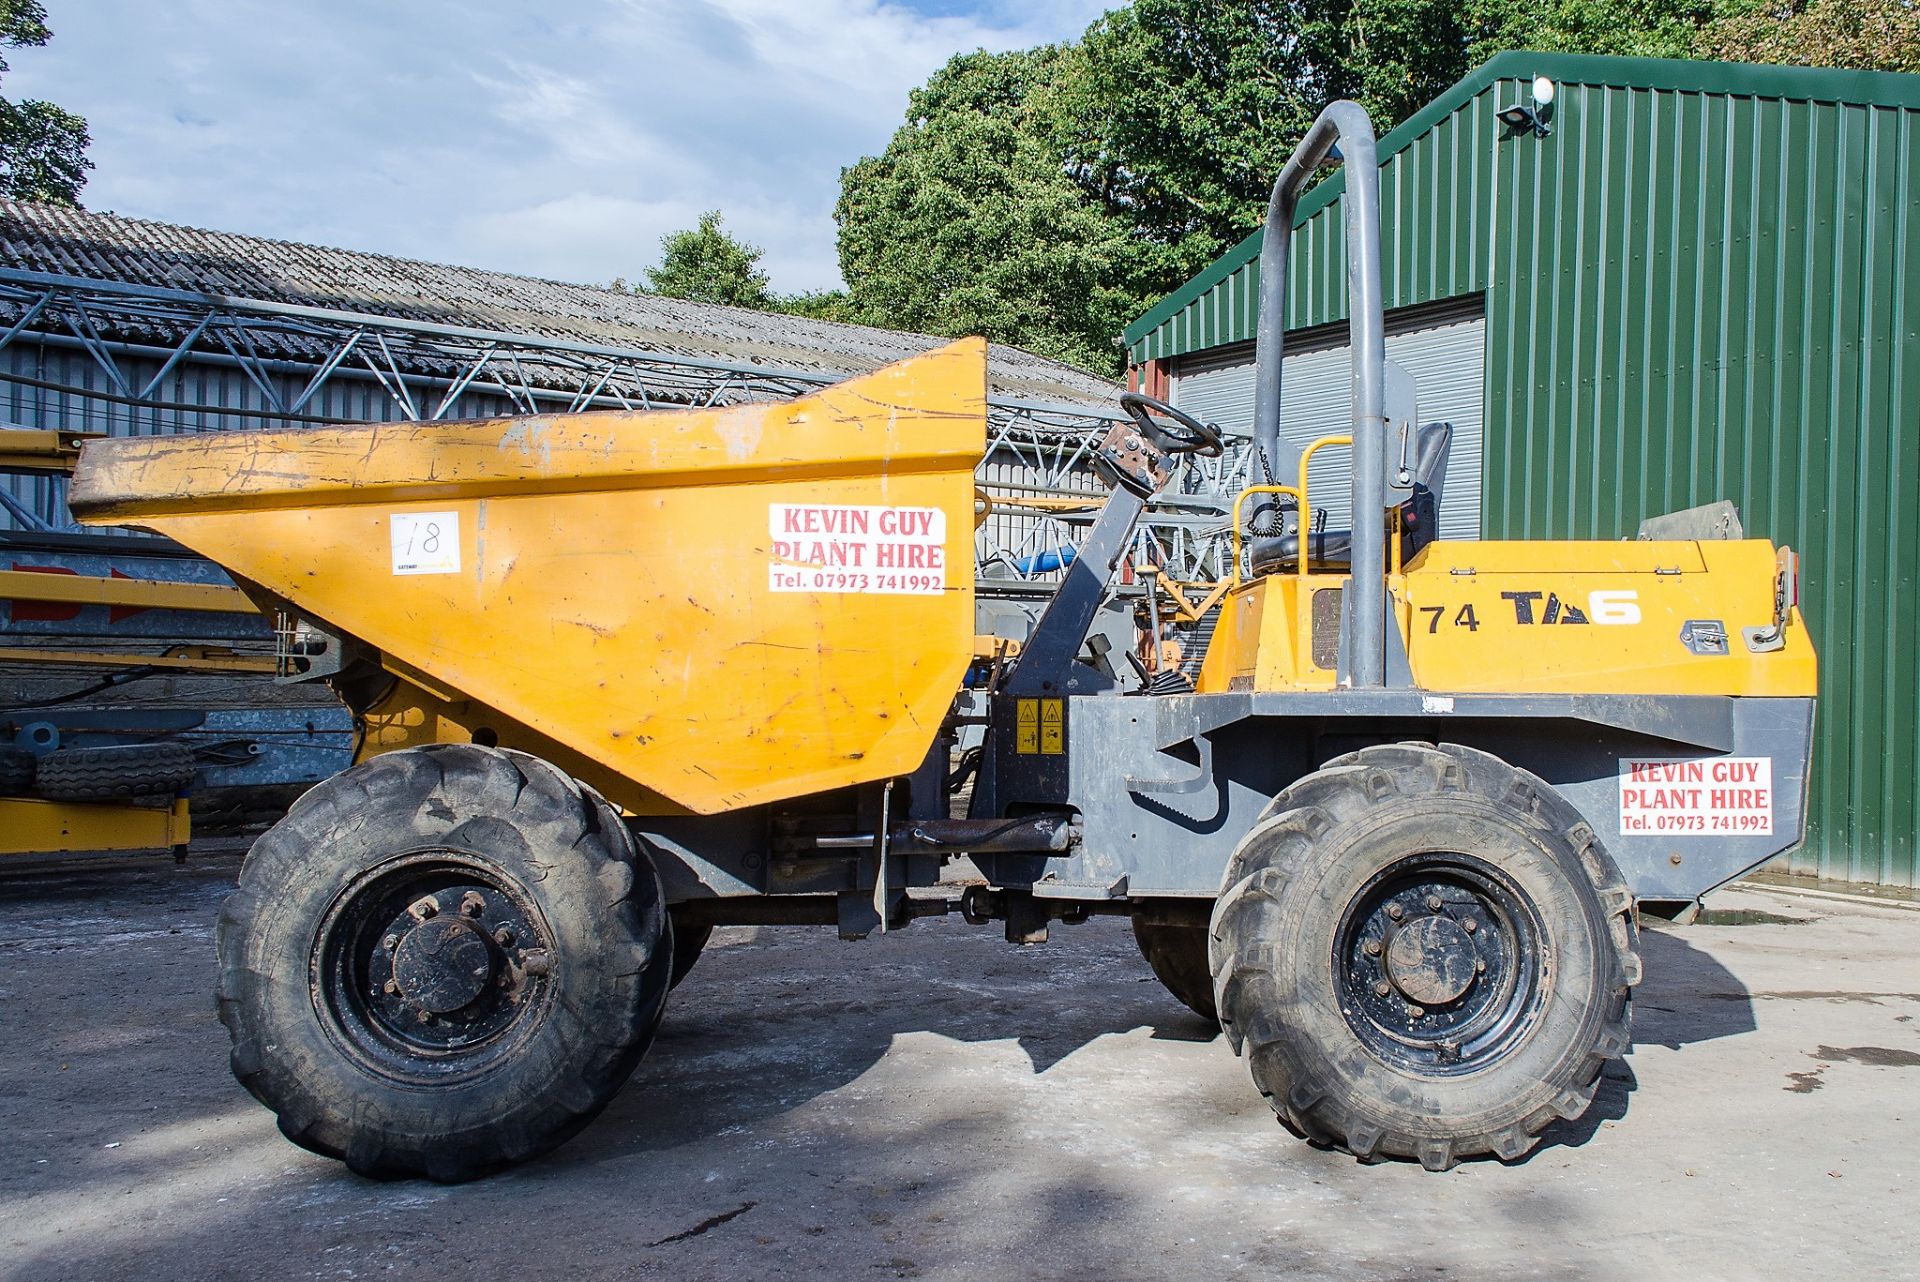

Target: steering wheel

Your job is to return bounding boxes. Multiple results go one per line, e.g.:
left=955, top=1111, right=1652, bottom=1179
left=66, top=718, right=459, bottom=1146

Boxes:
left=1118, top=392, right=1224, bottom=458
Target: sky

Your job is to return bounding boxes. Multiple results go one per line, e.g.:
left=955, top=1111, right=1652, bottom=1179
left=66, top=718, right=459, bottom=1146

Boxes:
left=12, top=0, right=1117, bottom=294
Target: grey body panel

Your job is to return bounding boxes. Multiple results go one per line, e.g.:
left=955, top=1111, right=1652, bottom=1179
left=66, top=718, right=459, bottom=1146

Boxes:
left=1040, top=692, right=1813, bottom=905
left=630, top=689, right=1812, bottom=916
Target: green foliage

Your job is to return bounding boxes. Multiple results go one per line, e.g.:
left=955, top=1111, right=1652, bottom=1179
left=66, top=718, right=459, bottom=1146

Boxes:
left=641, top=210, right=773, bottom=309
left=1697, top=0, right=1920, bottom=73
left=834, top=47, right=1140, bottom=372
left=771, top=289, right=857, bottom=322
left=1463, top=0, right=1717, bottom=62
left=830, top=3, right=1526, bottom=372
left=1057, top=0, right=1497, bottom=287
left=640, top=0, right=1920, bottom=372
left=0, top=0, right=89, bottom=205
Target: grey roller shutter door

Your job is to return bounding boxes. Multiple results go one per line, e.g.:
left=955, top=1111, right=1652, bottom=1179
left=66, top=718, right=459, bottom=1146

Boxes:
left=1170, top=303, right=1486, bottom=539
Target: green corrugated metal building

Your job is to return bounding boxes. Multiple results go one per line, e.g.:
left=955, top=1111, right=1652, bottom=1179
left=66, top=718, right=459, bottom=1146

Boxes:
left=1125, top=52, right=1920, bottom=888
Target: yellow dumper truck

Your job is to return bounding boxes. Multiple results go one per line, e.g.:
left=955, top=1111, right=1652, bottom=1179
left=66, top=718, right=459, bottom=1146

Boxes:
left=67, top=104, right=1816, bottom=1180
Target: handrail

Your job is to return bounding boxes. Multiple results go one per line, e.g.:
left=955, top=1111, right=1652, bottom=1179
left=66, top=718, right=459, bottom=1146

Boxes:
left=1227, top=431, right=1354, bottom=587
left=1297, top=434, right=1353, bottom=518
left=1230, top=485, right=1304, bottom=587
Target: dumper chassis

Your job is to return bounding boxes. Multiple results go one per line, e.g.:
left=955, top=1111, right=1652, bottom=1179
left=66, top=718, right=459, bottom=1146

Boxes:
left=70, top=104, right=1816, bottom=1181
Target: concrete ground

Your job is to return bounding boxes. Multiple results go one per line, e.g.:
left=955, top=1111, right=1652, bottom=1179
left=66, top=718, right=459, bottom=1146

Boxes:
left=1, top=853, right=1916, bottom=1282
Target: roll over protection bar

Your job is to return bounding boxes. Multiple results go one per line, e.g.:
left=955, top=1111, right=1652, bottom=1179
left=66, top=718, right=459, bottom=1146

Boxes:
left=1251, top=101, right=1388, bottom=688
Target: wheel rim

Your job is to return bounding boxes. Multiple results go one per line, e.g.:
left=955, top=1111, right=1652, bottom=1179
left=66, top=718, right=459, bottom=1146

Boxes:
left=1333, top=851, right=1548, bottom=1077
left=312, top=848, right=555, bottom=1084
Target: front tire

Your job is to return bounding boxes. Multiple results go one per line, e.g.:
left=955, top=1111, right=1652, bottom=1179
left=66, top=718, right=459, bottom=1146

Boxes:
left=1210, top=743, right=1638, bottom=1170
left=216, top=744, right=673, bottom=1182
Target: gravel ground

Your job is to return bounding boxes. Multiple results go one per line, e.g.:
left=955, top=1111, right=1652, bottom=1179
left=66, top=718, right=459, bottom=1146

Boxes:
left=1, top=851, right=1916, bottom=1282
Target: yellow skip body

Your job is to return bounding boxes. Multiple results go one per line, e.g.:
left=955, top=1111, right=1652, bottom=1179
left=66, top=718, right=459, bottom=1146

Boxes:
left=69, top=340, right=988, bottom=816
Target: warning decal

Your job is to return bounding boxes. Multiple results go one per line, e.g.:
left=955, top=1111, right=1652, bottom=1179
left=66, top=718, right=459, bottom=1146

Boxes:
left=1016, top=699, right=1039, bottom=754
left=768, top=503, right=946, bottom=595
left=1039, top=698, right=1064, bottom=755
left=1014, top=698, right=1065, bottom=756
left=1618, top=757, right=1773, bottom=837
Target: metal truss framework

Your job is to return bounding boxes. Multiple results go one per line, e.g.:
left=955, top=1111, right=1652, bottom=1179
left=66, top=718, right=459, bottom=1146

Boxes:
left=0, top=268, right=1257, bottom=581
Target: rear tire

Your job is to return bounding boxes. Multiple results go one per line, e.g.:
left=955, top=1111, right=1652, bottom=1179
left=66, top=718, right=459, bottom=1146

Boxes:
left=1131, top=916, right=1217, bottom=1023
left=1210, top=742, right=1638, bottom=1171
left=667, top=913, right=713, bottom=989
left=216, top=744, right=673, bottom=1182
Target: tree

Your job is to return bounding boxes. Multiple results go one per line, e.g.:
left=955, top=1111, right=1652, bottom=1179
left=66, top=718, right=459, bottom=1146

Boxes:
left=1462, top=0, right=1714, bottom=62
left=0, top=0, right=90, bottom=205
left=832, top=0, right=1914, bottom=373
left=641, top=210, right=773, bottom=309
left=772, top=289, right=857, bottom=322
left=835, top=48, right=1142, bottom=372
left=1697, top=0, right=1920, bottom=73
left=1054, top=0, right=1494, bottom=287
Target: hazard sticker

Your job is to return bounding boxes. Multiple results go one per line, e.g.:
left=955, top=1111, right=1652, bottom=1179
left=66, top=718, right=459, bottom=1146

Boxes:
left=768, top=503, right=946, bottom=594
left=1618, top=757, right=1773, bottom=836
left=1039, top=698, right=1064, bottom=755
left=1015, top=699, right=1040, bottom=754
left=1013, top=698, right=1064, bottom=756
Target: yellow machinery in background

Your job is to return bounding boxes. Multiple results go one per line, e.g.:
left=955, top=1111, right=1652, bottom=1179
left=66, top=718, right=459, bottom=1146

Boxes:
left=0, top=797, right=190, bottom=859
left=0, top=427, right=338, bottom=859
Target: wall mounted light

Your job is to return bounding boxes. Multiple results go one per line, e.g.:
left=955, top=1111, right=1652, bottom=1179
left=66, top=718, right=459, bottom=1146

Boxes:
left=1498, top=76, right=1556, bottom=137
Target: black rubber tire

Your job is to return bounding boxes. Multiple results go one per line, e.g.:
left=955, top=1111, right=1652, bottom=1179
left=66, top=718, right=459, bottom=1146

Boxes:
left=1209, top=742, right=1639, bottom=1171
left=667, top=913, right=713, bottom=989
left=34, top=742, right=196, bottom=801
left=215, top=744, right=673, bottom=1182
left=0, top=745, right=35, bottom=795
left=1131, top=916, right=1218, bottom=1023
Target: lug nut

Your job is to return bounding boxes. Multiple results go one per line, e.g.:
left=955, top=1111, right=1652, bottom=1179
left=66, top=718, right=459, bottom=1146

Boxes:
left=1386, top=903, right=1404, bottom=921
left=1426, top=895, right=1443, bottom=912
left=382, top=934, right=400, bottom=951
left=1373, top=980, right=1392, bottom=997
left=1463, top=918, right=1478, bottom=934
left=410, top=897, right=439, bottom=920
left=1363, top=939, right=1383, bottom=957
left=493, top=925, right=516, bottom=946
left=1407, top=1005, right=1425, bottom=1019
left=383, top=979, right=398, bottom=996
left=1475, top=958, right=1487, bottom=973
left=461, top=892, right=486, bottom=918
left=417, top=1010, right=435, bottom=1025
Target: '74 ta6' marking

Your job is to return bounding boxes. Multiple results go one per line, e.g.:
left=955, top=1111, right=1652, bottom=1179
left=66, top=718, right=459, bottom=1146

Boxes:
left=1419, top=590, right=1641, bottom=633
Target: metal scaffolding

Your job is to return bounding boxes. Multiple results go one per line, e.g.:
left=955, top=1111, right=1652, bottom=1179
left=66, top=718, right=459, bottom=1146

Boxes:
left=0, top=268, right=1252, bottom=581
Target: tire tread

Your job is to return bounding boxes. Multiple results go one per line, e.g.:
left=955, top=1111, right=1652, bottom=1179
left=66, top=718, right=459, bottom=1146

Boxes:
left=1211, top=741, right=1638, bottom=1170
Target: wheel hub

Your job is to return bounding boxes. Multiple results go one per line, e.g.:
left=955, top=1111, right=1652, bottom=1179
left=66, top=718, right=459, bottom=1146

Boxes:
left=1385, top=913, right=1477, bottom=1006
left=1335, top=853, right=1544, bottom=1077
left=392, top=916, right=495, bottom=1014
left=315, top=852, right=555, bottom=1072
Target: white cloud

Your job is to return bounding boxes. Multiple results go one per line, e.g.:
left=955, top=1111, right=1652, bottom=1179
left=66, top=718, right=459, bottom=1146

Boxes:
left=11, top=0, right=1116, bottom=292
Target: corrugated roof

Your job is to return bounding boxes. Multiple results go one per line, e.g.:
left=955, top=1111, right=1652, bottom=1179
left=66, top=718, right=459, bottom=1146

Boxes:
left=0, top=200, right=1121, bottom=408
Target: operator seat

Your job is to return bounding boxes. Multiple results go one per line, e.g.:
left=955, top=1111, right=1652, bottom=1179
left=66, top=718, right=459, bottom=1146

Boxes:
left=1249, top=422, right=1452, bottom=576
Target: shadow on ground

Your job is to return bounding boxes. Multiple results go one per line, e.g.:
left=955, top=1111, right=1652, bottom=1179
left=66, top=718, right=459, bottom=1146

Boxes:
left=0, top=858, right=1766, bottom=1282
